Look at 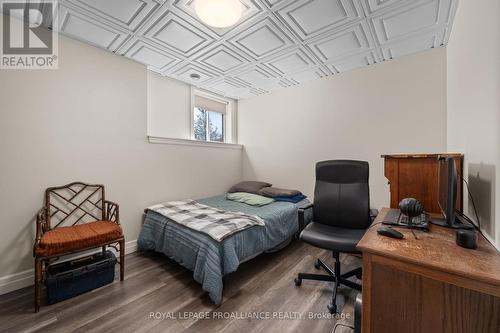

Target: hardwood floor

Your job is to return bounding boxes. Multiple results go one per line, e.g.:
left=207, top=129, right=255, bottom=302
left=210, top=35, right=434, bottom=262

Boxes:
left=0, top=241, right=361, bottom=333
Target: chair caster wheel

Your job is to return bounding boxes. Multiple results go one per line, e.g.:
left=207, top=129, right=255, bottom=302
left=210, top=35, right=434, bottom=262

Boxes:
left=314, top=260, right=321, bottom=270
left=294, top=278, right=302, bottom=286
left=327, top=303, right=337, bottom=314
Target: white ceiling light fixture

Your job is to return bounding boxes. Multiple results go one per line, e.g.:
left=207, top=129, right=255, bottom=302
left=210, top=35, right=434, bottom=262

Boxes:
left=195, top=0, right=242, bottom=28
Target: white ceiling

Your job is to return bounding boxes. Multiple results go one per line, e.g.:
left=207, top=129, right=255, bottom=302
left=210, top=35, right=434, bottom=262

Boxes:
left=51, top=0, right=458, bottom=99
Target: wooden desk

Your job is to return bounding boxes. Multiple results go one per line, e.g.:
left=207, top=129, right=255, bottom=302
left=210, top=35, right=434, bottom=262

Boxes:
left=357, top=208, right=500, bottom=333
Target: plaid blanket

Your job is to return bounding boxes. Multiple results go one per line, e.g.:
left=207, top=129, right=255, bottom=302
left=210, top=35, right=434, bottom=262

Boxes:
left=147, top=199, right=266, bottom=242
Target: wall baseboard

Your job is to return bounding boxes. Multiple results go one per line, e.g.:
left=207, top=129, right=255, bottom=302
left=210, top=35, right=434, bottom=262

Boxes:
left=0, top=239, right=138, bottom=296
left=0, top=269, right=33, bottom=296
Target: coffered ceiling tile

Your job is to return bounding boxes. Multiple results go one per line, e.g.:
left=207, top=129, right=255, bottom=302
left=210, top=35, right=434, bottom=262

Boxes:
left=276, top=0, right=364, bottom=41
left=35, top=0, right=459, bottom=99
left=147, top=67, right=164, bottom=75
left=278, top=78, right=296, bottom=87
left=442, top=0, right=458, bottom=44
left=327, top=50, right=378, bottom=73
left=139, top=9, right=214, bottom=57
left=251, top=87, right=269, bottom=95
left=228, top=17, right=295, bottom=60
left=234, top=66, right=288, bottom=90
left=61, top=0, right=161, bottom=32
left=285, top=66, right=330, bottom=85
left=379, top=29, right=444, bottom=60
left=306, top=21, right=372, bottom=62
left=261, top=0, right=296, bottom=10
left=232, top=88, right=263, bottom=99
left=170, top=62, right=218, bottom=83
left=57, top=5, right=129, bottom=51
left=171, top=0, right=263, bottom=36
left=195, top=44, right=251, bottom=74
left=203, top=78, right=251, bottom=98
left=237, top=66, right=277, bottom=85
left=263, top=48, right=316, bottom=76
left=361, top=0, right=409, bottom=14
left=206, top=77, right=248, bottom=90
left=120, top=38, right=180, bottom=73
left=227, top=86, right=267, bottom=100
left=370, top=0, right=453, bottom=45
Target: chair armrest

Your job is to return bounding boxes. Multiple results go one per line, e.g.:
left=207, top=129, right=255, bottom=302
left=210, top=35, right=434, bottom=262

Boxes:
left=370, top=208, right=379, bottom=222
left=105, top=200, right=120, bottom=224
left=34, top=207, right=48, bottom=256
left=297, top=203, right=314, bottom=237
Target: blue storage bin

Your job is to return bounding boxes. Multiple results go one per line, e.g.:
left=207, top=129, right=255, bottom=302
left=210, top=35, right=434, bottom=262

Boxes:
left=45, top=250, right=116, bottom=304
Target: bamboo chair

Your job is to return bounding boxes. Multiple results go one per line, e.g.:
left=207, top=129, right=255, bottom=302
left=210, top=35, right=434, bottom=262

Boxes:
left=33, top=182, right=124, bottom=312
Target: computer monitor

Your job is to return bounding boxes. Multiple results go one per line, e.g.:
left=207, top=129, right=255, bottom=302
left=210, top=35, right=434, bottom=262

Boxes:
left=437, top=156, right=456, bottom=225
left=431, top=156, right=473, bottom=229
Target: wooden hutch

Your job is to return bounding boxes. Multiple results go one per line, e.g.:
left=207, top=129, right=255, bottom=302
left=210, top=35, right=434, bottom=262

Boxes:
left=382, top=153, right=464, bottom=215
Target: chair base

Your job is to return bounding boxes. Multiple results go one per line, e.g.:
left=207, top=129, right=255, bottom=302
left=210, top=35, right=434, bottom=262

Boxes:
left=294, top=253, right=362, bottom=314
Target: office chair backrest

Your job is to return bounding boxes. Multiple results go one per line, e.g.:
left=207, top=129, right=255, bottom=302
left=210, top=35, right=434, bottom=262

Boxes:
left=314, top=160, right=371, bottom=229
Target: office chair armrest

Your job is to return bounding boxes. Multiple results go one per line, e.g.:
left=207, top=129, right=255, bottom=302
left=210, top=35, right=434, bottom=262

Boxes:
left=297, top=203, right=314, bottom=237
left=370, top=208, right=379, bottom=222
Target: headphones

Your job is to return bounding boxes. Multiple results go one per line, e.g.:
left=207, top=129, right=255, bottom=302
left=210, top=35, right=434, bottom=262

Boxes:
left=399, top=198, right=424, bottom=217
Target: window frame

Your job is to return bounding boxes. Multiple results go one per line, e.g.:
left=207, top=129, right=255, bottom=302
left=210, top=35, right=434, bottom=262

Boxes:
left=190, top=88, right=230, bottom=143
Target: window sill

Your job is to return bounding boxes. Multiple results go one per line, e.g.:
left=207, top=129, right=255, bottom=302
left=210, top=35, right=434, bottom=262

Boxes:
left=147, top=136, right=243, bottom=150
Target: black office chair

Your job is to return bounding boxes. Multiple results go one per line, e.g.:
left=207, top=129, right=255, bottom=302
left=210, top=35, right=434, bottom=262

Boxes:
left=294, top=160, right=378, bottom=313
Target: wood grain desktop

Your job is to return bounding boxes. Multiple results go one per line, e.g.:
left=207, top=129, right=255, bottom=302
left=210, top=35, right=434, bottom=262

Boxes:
left=358, top=208, right=500, bottom=333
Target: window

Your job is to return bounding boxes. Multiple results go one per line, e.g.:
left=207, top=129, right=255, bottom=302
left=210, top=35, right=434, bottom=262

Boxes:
left=192, top=92, right=227, bottom=143
left=147, top=72, right=240, bottom=148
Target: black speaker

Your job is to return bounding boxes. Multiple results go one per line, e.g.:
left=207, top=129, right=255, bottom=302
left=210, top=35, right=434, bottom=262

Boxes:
left=456, top=230, right=477, bottom=249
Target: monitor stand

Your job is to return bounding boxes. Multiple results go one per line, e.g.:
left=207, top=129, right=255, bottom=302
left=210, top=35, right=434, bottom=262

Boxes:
left=429, top=215, right=474, bottom=230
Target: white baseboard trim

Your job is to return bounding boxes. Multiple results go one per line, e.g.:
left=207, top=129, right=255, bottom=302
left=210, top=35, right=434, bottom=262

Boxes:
left=0, top=239, right=138, bottom=296
left=126, top=239, right=138, bottom=253
left=0, top=269, right=33, bottom=296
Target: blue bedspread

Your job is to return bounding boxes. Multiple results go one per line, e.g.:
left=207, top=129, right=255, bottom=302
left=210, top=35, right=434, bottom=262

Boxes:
left=137, top=195, right=308, bottom=304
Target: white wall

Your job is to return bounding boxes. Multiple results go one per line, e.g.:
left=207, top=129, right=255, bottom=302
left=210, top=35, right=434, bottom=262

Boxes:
left=238, top=48, right=448, bottom=210
left=147, top=72, right=239, bottom=143
left=147, top=71, right=191, bottom=139
left=0, top=34, right=242, bottom=286
left=446, top=0, right=500, bottom=249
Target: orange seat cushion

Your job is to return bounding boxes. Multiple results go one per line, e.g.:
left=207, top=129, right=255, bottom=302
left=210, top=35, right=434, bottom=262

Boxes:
left=35, top=221, right=123, bottom=257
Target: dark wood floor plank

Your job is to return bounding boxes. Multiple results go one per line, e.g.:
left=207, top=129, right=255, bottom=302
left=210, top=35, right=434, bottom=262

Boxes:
left=31, top=265, right=170, bottom=332
left=0, top=240, right=360, bottom=333
left=245, top=254, right=335, bottom=333
left=73, top=276, right=204, bottom=333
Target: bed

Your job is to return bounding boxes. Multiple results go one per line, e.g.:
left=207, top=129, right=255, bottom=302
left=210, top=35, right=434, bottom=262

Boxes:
left=137, top=194, right=309, bottom=304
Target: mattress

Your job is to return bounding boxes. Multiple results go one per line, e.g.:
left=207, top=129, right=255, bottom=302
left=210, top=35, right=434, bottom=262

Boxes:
left=137, top=194, right=308, bottom=304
